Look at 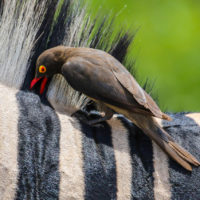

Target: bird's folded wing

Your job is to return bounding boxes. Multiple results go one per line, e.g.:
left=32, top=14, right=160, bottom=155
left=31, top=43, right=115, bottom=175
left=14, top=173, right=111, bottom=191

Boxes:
left=63, top=55, right=167, bottom=119
left=111, top=63, right=166, bottom=119
left=62, top=56, right=136, bottom=107
left=111, top=67, right=146, bottom=105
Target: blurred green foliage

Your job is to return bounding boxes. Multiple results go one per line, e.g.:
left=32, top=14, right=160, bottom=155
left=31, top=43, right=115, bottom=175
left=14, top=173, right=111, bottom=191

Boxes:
left=87, top=0, right=200, bottom=112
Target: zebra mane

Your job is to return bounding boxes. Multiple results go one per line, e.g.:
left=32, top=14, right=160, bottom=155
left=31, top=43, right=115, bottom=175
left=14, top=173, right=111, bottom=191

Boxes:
left=0, top=0, right=135, bottom=115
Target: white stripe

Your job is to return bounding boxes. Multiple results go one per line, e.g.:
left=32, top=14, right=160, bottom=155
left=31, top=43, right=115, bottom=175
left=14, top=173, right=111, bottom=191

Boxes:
left=108, top=116, right=132, bottom=200
left=153, top=118, right=171, bottom=200
left=0, top=84, right=19, bottom=200
left=185, top=113, right=200, bottom=152
left=185, top=113, right=200, bottom=126
left=58, top=114, right=85, bottom=200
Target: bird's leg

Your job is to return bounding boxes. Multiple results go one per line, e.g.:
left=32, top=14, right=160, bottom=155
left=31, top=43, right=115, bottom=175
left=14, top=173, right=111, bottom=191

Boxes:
left=87, top=103, right=114, bottom=125
left=88, top=108, right=114, bottom=125
left=71, top=103, right=114, bottom=126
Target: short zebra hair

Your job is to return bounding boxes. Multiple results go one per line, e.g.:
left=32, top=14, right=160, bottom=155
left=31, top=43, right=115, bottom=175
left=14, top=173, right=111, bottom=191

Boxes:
left=0, top=84, right=200, bottom=199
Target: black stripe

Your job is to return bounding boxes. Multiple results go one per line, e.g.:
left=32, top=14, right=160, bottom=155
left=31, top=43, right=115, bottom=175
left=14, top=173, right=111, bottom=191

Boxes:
left=118, top=116, right=155, bottom=200
left=0, top=0, right=3, bottom=17
left=15, top=91, right=60, bottom=200
left=73, top=111, right=117, bottom=200
left=162, top=113, right=200, bottom=199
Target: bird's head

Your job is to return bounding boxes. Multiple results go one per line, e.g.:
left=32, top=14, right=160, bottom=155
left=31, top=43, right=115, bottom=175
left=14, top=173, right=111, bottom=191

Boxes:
left=30, top=46, right=66, bottom=94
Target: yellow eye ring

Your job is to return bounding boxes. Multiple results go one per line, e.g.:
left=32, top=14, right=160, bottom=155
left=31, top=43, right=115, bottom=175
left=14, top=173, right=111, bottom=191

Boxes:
left=39, top=65, right=46, bottom=73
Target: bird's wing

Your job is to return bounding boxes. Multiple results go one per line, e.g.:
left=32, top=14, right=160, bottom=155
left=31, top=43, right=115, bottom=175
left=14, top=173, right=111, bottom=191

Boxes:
left=110, top=65, right=147, bottom=105
left=110, top=59, right=170, bottom=120
left=62, top=56, right=134, bottom=105
left=62, top=56, right=169, bottom=120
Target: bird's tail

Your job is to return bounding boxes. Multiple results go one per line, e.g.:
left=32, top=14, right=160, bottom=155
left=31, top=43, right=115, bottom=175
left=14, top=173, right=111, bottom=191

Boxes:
left=126, top=113, right=200, bottom=171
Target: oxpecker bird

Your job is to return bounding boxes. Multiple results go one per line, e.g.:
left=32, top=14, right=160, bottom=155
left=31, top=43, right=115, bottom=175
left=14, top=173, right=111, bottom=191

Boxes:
left=30, top=46, right=200, bottom=171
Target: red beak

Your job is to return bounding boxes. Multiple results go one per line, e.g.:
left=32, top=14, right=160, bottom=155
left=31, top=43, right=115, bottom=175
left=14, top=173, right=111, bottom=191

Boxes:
left=30, top=77, right=48, bottom=94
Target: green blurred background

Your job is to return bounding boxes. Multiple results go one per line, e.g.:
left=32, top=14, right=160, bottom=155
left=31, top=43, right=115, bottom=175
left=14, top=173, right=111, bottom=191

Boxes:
left=87, top=0, right=200, bottom=112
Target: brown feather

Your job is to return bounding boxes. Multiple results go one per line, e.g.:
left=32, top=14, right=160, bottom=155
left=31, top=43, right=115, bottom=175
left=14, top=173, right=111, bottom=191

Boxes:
left=168, top=141, right=200, bottom=166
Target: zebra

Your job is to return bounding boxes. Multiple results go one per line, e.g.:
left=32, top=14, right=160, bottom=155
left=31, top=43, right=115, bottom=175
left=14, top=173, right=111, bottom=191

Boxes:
left=0, top=0, right=200, bottom=199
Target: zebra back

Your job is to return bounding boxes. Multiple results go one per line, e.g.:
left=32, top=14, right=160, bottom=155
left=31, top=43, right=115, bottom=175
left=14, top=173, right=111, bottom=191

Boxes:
left=0, top=83, right=200, bottom=200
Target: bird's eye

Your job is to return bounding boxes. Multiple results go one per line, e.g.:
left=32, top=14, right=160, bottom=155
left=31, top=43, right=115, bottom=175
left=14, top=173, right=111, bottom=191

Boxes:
left=39, top=65, right=46, bottom=73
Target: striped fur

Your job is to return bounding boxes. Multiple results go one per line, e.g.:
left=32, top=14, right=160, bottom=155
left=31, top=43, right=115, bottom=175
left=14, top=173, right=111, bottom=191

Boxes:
left=0, top=83, right=200, bottom=199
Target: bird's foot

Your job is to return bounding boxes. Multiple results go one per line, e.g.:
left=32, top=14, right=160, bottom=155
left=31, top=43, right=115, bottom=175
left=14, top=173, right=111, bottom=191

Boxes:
left=71, top=110, right=110, bottom=127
